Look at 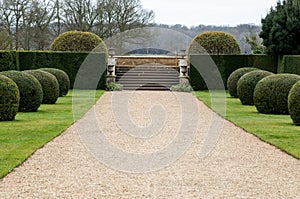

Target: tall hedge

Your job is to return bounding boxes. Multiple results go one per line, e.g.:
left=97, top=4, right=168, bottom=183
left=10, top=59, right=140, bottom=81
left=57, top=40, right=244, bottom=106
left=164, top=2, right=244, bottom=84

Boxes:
left=0, top=51, right=16, bottom=72
left=16, top=51, right=107, bottom=89
left=189, top=55, right=227, bottom=90
left=247, top=55, right=278, bottom=73
left=279, top=55, right=300, bottom=75
left=189, top=55, right=248, bottom=90
left=189, top=55, right=277, bottom=90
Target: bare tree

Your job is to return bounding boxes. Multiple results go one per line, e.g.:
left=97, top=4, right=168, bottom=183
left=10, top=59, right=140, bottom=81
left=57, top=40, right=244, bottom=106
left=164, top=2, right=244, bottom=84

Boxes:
left=63, top=0, right=100, bottom=31
left=113, top=0, right=154, bottom=32
left=97, top=0, right=154, bottom=38
left=0, top=27, right=13, bottom=50
left=30, top=0, right=56, bottom=49
left=0, top=0, right=30, bottom=50
left=0, top=1, right=16, bottom=49
left=0, top=0, right=155, bottom=49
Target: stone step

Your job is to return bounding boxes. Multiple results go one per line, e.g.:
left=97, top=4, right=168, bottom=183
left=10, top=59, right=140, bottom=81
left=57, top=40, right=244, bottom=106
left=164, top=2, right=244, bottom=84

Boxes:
left=117, top=78, right=179, bottom=85
left=117, top=68, right=179, bottom=74
left=117, top=76, right=179, bottom=80
left=121, top=84, right=174, bottom=90
left=115, top=65, right=180, bottom=90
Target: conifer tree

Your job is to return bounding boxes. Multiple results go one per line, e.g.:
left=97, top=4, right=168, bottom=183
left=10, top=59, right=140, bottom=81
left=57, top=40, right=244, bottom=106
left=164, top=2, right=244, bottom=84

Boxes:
left=260, top=0, right=300, bottom=55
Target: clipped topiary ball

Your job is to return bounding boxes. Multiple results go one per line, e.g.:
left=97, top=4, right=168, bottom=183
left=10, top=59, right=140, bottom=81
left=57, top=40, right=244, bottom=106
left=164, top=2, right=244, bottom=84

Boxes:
left=24, top=70, right=59, bottom=104
left=0, top=71, right=43, bottom=112
left=40, top=68, right=70, bottom=97
left=189, top=31, right=241, bottom=55
left=0, top=75, right=20, bottom=121
left=254, top=74, right=300, bottom=114
left=288, top=81, right=300, bottom=125
left=227, top=67, right=258, bottom=98
left=50, top=30, right=107, bottom=53
left=237, top=70, right=273, bottom=105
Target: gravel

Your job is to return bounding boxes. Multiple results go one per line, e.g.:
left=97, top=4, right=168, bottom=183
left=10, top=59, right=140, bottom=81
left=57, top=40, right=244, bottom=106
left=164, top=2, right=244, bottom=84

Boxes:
left=0, top=91, right=299, bottom=198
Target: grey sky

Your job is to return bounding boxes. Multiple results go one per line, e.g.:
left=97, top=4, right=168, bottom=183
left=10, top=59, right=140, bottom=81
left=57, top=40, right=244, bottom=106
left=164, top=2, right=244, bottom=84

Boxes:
left=141, top=0, right=278, bottom=27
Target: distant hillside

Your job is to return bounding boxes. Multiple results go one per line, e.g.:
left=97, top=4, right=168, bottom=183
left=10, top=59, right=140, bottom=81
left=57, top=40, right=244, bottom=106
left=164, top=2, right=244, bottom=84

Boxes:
left=153, top=23, right=262, bottom=54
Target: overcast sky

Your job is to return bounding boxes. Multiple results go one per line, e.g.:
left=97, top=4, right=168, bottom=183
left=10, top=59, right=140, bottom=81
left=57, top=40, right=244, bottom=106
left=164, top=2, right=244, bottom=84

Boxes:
left=140, top=0, right=278, bottom=27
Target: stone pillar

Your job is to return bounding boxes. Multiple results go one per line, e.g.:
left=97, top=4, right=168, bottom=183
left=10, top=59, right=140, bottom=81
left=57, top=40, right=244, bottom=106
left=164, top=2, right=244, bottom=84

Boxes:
left=106, top=49, right=116, bottom=85
left=178, top=56, right=189, bottom=84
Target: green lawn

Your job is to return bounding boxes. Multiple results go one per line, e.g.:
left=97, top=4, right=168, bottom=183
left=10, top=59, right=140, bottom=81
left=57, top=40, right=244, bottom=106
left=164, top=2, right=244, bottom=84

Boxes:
left=0, top=90, right=104, bottom=178
left=194, top=91, right=300, bottom=159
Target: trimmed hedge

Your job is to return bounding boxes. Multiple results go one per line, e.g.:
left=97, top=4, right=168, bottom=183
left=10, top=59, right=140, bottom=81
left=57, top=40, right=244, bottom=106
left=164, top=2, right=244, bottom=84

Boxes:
left=288, top=81, right=300, bottom=125
left=247, top=55, right=278, bottom=73
left=189, top=55, right=277, bottom=90
left=280, top=55, right=300, bottom=75
left=0, top=51, right=280, bottom=91
left=227, top=67, right=258, bottom=97
left=17, top=51, right=87, bottom=89
left=237, top=70, right=273, bottom=105
left=0, top=75, right=20, bottom=121
left=40, top=68, right=70, bottom=96
left=0, top=71, right=43, bottom=112
left=16, top=51, right=107, bottom=89
left=189, top=55, right=229, bottom=90
left=254, top=74, right=300, bottom=114
left=25, top=70, right=59, bottom=104
left=0, top=51, right=16, bottom=72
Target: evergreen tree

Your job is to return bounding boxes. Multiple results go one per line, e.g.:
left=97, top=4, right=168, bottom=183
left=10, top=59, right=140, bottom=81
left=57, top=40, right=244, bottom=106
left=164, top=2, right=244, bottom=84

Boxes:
left=260, top=0, right=300, bottom=55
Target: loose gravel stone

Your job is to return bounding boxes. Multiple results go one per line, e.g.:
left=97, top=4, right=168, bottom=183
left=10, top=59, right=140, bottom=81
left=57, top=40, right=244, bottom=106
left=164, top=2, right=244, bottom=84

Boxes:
left=0, top=91, right=299, bottom=198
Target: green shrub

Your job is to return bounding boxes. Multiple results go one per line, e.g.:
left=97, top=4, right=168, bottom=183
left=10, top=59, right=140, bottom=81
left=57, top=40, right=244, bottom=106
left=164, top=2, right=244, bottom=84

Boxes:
left=227, top=67, right=258, bottom=97
left=0, top=75, right=19, bottom=121
left=40, top=68, right=70, bottom=96
left=24, top=70, right=59, bottom=104
left=0, top=51, right=16, bottom=71
left=254, top=74, right=300, bottom=114
left=189, top=32, right=241, bottom=55
left=237, top=70, right=273, bottom=105
left=170, top=83, right=193, bottom=92
left=50, top=31, right=107, bottom=53
left=106, top=82, right=123, bottom=91
left=288, top=81, right=300, bottom=125
left=0, top=71, right=43, bottom=112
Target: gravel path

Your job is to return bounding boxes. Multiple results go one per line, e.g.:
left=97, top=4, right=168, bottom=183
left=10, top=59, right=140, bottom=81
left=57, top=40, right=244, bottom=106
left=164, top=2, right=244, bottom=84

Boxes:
left=0, top=91, right=299, bottom=198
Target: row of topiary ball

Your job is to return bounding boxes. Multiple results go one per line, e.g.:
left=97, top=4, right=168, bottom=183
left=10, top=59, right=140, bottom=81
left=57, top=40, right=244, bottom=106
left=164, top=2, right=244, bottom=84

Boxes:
left=227, top=67, right=300, bottom=125
left=0, top=68, right=70, bottom=121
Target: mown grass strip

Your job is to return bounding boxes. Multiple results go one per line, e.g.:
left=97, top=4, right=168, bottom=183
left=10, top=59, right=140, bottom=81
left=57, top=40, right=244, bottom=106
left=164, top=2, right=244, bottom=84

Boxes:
left=0, top=90, right=104, bottom=178
left=194, top=91, right=300, bottom=159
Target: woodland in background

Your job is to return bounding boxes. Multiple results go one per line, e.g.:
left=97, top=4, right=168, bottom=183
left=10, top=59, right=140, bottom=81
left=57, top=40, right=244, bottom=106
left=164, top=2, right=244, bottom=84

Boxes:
left=0, top=0, right=261, bottom=53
